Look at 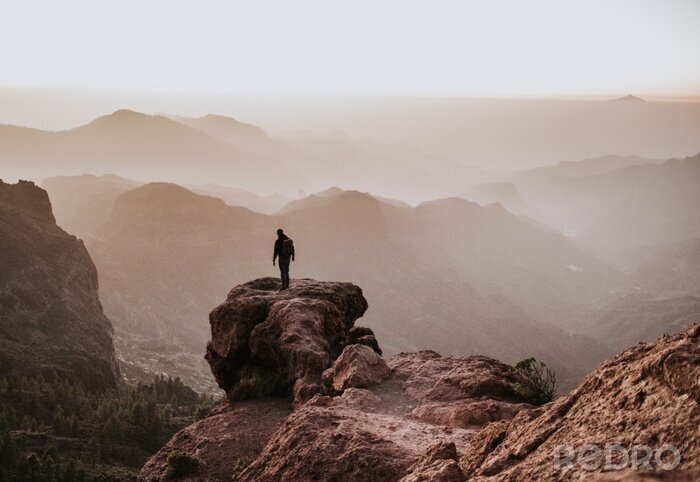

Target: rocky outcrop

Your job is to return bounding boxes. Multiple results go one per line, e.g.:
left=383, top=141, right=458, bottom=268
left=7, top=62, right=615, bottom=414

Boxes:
left=461, top=324, right=700, bottom=481
left=205, top=278, right=371, bottom=404
left=142, top=279, right=699, bottom=481
left=0, top=180, right=120, bottom=390
left=142, top=280, right=534, bottom=481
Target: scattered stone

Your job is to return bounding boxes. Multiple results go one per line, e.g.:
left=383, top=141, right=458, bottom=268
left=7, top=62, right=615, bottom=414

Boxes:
left=332, top=344, right=392, bottom=391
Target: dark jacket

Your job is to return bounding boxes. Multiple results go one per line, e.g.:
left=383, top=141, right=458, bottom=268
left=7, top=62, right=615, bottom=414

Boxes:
left=273, top=234, right=294, bottom=261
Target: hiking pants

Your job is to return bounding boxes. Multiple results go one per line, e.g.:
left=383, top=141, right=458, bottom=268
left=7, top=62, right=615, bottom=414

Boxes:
left=279, top=257, right=291, bottom=289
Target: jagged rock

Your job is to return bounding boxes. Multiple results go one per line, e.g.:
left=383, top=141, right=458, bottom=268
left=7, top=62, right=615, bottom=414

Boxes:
left=332, top=343, right=392, bottom=391
left=400, top=442, right=465, bottom=482
left=461, top=324, right=700, bottom=481
left=138, top=399, right=291, bottom=482
left=0, top=180, right=120, bottom=390
left=205, top=278, right=370, bottom=404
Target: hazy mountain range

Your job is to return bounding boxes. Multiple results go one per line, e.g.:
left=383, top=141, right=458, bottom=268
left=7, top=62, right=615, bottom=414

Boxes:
left=1, top=110, right=491, bottom=203
left=35, top=144, right=694, bottom=394
left=3, top=92, right=699, bottom=170
left=2, top=107, right=697, bottom=395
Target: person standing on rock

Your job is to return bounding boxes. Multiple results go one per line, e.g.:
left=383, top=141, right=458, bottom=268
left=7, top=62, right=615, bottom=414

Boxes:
left=273, top=228, right=295, bottom=290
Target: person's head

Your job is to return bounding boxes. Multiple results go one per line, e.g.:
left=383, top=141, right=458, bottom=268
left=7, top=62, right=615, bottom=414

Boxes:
left=277, top=228, right=284, bottom=237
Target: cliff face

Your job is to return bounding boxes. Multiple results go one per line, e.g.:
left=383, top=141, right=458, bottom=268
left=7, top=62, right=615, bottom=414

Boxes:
left=0, top=180, right=120, bottom=390
left=140, top=279, right=698, bottom=481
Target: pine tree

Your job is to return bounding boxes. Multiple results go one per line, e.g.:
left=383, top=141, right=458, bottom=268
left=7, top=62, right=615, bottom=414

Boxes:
left=19, top=415, right=31, bottom=431
left=0, top=429, right=19, bottom=468
left=5, top=407, right=17, bottom=430
left=53, top=405, right=66, bottom=435
left=70, top=415, right=80, bottom=437
left=82, top=437, right=100, bottom=468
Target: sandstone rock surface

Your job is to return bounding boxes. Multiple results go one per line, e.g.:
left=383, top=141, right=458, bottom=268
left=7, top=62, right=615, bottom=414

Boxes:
left=400, top=442, right=465, bottom=482
left=205, top=277, right=371, bottom=404
left=239, top=394, right=475, bottom=482
left=461, top=324, right=700, bottom=481
left=230, top=350, right=536, bottom=481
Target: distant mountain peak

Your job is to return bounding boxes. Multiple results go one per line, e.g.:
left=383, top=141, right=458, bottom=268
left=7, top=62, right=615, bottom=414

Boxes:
left=199, top=113, right=243, bottom=123
left=109, top=108, right=154, bottom=119
left=612, top=94, right=645, bottom=102
left=316, top=186, right=344, bottom=197
left=86, top=109, right=166, bottom=127
left=169, top=113, right=271, bottom=145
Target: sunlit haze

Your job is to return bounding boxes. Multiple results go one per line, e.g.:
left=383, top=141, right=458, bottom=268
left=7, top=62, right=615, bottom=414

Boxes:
left=1, top=0, right=699, bottom=97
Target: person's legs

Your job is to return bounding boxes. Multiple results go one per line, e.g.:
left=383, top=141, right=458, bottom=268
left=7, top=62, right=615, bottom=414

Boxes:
left=279, top=258, right=290, bottom=289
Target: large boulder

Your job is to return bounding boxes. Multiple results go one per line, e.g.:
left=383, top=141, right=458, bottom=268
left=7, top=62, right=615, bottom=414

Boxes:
left=331, top=343, right=392, bottom=391
left=389, top=351, right=536, bottom=428
left=205, top=278, right=371, bottom=404
left=461, top=323, right=700, bottom=481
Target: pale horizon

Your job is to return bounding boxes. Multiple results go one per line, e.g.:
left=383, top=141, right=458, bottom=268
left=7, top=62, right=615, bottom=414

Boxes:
left=1, top=0, right=699, bottom=97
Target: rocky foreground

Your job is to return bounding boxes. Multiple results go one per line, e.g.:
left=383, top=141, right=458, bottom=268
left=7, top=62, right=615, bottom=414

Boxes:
left=140, top=278, right=699, bottom=481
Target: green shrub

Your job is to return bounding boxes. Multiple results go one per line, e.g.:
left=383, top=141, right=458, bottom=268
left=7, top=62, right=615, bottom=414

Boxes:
left=165, top=450, right=199, bottom=479
left=513, top=357, right=556, bottom=405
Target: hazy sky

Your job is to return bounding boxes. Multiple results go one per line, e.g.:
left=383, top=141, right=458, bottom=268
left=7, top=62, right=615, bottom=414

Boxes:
left=1, top=0, right=699, bottom=97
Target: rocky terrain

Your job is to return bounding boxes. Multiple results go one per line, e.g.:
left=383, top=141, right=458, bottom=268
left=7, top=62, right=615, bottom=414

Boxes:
left=461, top=323, right=699, bottom=481
left=0, top=180, right=120, bottom=390
left=140, top=279, right=698, bottom=481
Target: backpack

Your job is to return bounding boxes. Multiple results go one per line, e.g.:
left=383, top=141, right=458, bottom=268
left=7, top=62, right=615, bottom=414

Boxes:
left=281, top=238, right=295, bottom=258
